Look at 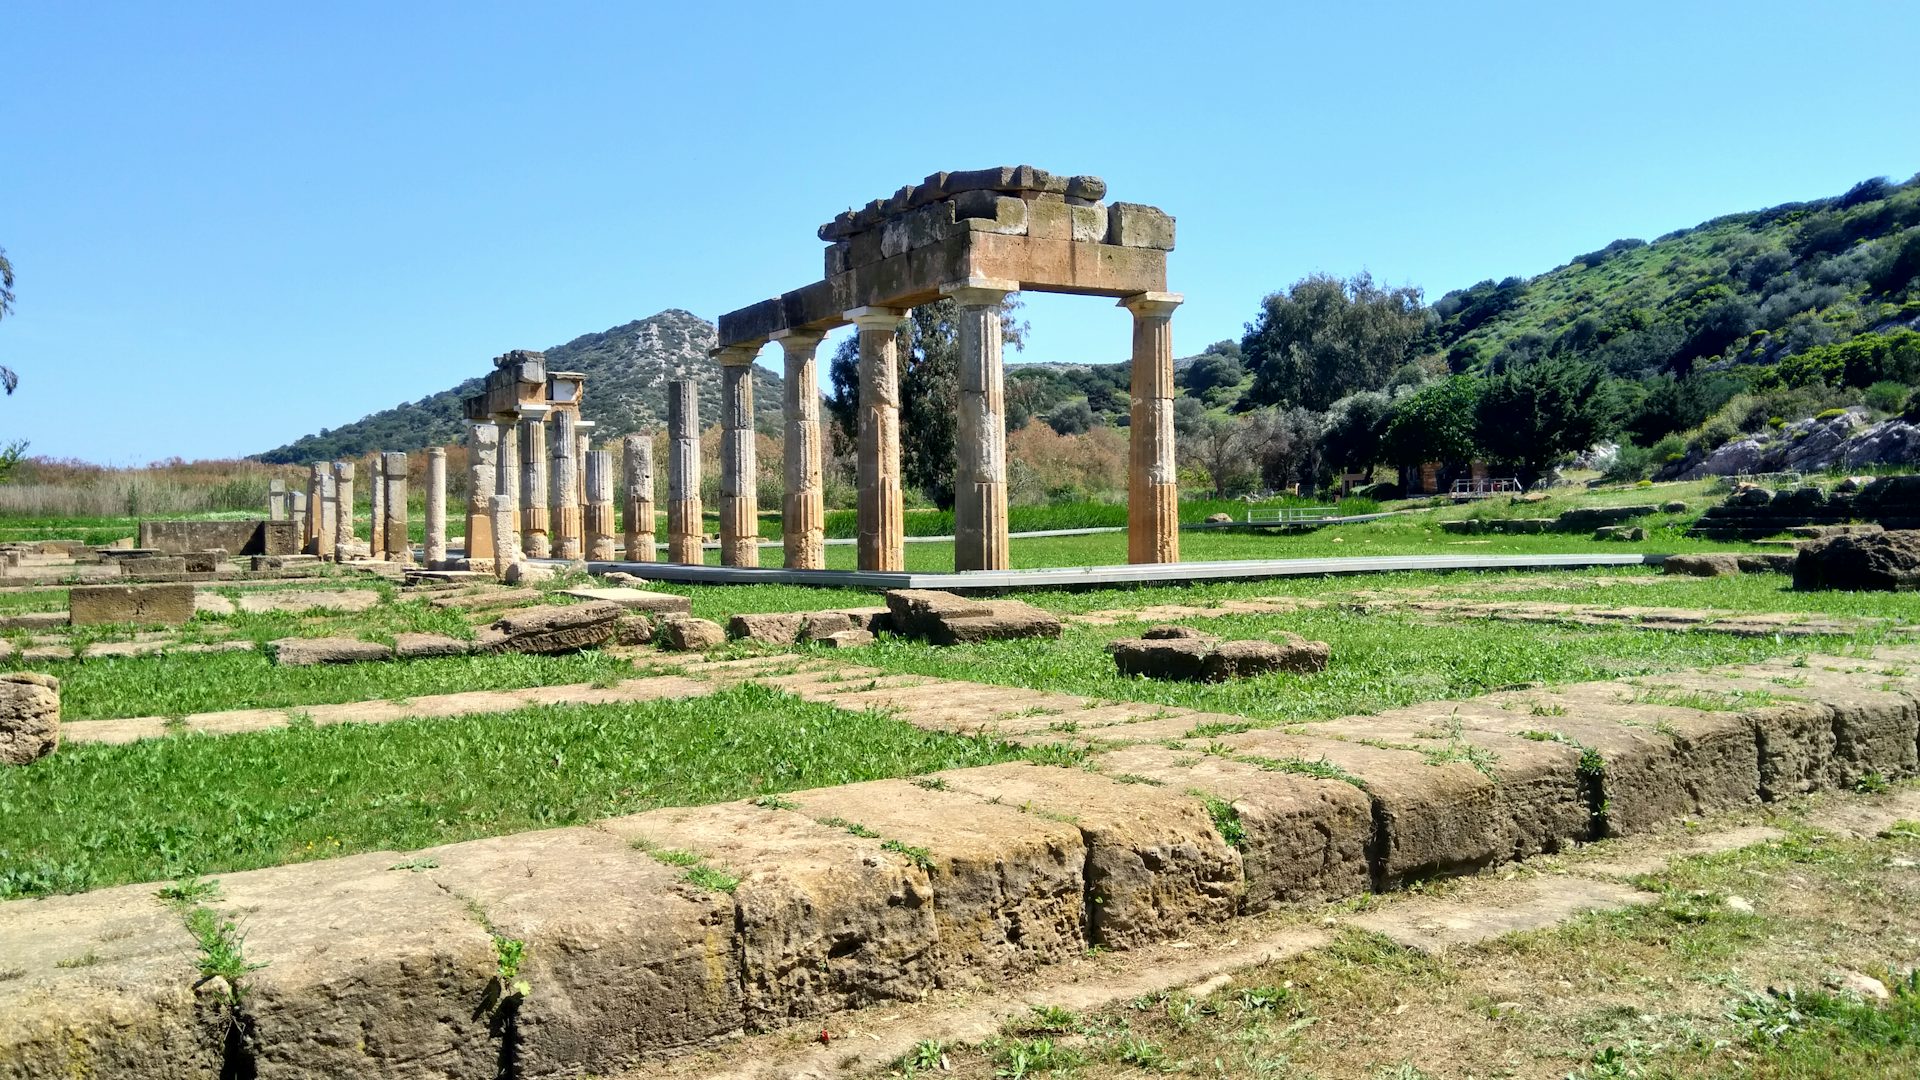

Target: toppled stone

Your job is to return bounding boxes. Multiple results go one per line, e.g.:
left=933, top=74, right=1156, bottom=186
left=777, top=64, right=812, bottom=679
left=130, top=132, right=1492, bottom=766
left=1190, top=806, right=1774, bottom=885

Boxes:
left=601, top=571, right=649, bottom=587
left=815, top=628, right=874, bottom=649
left=69, top=583, right=196, bottom=626
left=562, top=587, right=694, bottom=616
left=271, top=637, right=395, bottom=666
left=504, top=560, right=556, bottom=585
left=1205, top=512, right=1234, bottom=524
left=1201, top=635, right=1330, bottom=679
left=1142, top=624, right=1213, bottom=640
left=1735, top=553, right=1798, bottom=574
left=658, top=616, right=726, bottom=652
left=120, top=556, right=188, bottom=577
left=1109, top=636, right=1213, bottom=680
left=612, top=614, right=654, bottom=646
left=392, top=633, right=470, bottom=659
left=0, top=671, right=59, bottom=765
left=728, top=612, right=807, bottom=645
left=800, top=610, right=865, bottom=640
left=884, top=589, right=1061, bottom=645
left=1594, top=525, right=1646, bottom=541
left=1111, top=631, right=1329, bottom=682
left=1662, top=501, right=1691, bottom=513
left=1793, top=530, right=1920, bottom=592
left=1662, top=553, right=1742, bottom=577
left=484, top=601, right=622, bottom=654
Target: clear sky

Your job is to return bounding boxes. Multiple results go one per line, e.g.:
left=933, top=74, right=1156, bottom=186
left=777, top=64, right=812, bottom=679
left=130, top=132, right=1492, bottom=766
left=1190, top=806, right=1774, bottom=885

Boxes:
left=3, top=1, right=1916, bottom=464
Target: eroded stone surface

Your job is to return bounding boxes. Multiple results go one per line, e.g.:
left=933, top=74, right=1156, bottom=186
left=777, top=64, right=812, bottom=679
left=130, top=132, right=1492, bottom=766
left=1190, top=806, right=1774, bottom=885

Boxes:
left=270, top=636, right=394, bottom=666
left=561, top=587, right=693, bottom=615
left=0, top=670, right=59, bottom=765
left=659, top=617, right=727, bottom=652
left=484, top=601, right=621, bottom=654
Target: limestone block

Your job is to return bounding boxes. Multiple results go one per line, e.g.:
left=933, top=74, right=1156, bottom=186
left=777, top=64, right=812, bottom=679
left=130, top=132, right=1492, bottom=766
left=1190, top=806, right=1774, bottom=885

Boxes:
left=1220, top=729, right=1502, bottom=887
left=825, top=241, right=852, bottom=278
left=612, top=615, right=653, bottom=645
left=1092, top=744, right=1372, bottom=909
left=799, top=610, right=864, bottom=640
left=1662, top=553, right=1742, bottom=577
left=884, top=589, right=1061, bottom=645
left=727, top=612, right=805, bottom=645
left=816, top=628, right=874, bottom=648
left=214, top=852, right=500, bottom=1078
left=954, top=193, right=1028, bottom=235
left=1065, top=174, right=1107, bottom=201
left=943, top=165, right=1049, bottom=194
left=559, top=587, right=692, bottom=615
left=1106, top=202, right=1177, bottom=250
left=271, top=637, right=394, bottom=666
left=417, top=828, right=743, bottom=1072
left=121, top=556, right=188, bottom=577
left=483, top=602, right=621, bottom=655
left=1025, top=194, right=1074, bottom=241
left=785, top=778, right=1087, bottom=984
left=657, top=616, right=726, bottom=652
left=0, top=880, right=224, bottom=1077
left=933, top=762, right=1240, bottom=948
left=0, top=671, right=59, bottom=765
left=603, top=801, right=938, bottom=1030
left=393, top=633, right=472, bottom=659
left=70, top=583, right=196, bottom=626
left=1069, top=201, right=1109, bottom=243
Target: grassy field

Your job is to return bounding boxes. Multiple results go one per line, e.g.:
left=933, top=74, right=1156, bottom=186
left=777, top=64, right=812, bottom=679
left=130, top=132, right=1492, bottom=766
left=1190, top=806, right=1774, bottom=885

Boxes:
left=0, top=683, right=1031, bottom=898
left=914, top=799, right=1920, bottom=1079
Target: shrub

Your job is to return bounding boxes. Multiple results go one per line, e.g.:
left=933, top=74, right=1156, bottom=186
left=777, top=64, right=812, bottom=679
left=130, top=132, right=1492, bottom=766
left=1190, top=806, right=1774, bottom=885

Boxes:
left=1814, top=407, right=1850, bottom=421
left=1864, top=380, right=1912, bottom=414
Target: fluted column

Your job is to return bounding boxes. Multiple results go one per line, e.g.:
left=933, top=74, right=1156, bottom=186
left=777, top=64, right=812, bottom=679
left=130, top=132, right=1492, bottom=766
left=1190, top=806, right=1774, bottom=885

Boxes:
left=489, top=495, right=518, bottom=581
left=425, top=447, right=448, bottom=567
left=946, top=279, right=1015, bottom=571
left=519, top=419, right=550, bottom=558
left=849, top=307, right=905, bottom=572
left=332, top=461, right=355, bottom=557
left=1123, top=292, right=1183, bottom=564
left=715, top=346, right=760, bottom=568
left=584, top=450, right=616, bottom=560
left=548, top=410, right=582, bottom=560
left=623, top=433, right=655, bottom=562
left=666, top=378, right=702, bottom=564
left=495, top=419, right=519, bottom=557
left=381, top=451, right=410, bottom=565
left=465, top=423, right=498, bottom=567
left=369, top=456, right=386, bottom=559
left=773, top=328, right=827, bottom=570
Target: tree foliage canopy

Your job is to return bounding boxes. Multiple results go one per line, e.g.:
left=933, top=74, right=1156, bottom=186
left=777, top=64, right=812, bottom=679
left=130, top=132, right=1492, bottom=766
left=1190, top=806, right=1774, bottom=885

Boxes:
left=1241, top=272, right=1428, bottom=411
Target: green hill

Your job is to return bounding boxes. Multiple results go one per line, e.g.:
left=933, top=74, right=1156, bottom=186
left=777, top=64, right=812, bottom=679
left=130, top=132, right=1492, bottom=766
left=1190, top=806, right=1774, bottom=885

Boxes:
left=256, top=309, right=783, bottom=463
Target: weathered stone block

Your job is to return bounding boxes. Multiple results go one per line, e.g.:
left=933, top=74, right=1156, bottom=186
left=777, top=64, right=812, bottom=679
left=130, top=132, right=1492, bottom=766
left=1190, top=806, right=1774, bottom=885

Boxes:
left=944, top=165, right=1048, bottom=194
left=816, top=628, right=874, bottom=648
left=0, top=671, right=59, bottom=766
left=603, top=801, right=938, bottom=1030
left=885, top=589, right=1061, bottom=646
left=1106, top=202, right=1176, bottom=249
left=1662, top=553, right=1742, bottom=577
left=951, top=190, right=1028, bottom=235
left=658, top=616, right=726, bottom=652
left=1025, top=194, right=1074, bottom=241
left=271, top=637, right=394, bottom=666
left=1069, top=201, right=1108, bottom=243
left=1201, top=636, right=1330, bottom=679
left=728, top=612, right=806, bottom=645
left=393, top=633, right=471, bottom=659
left=121, top=556, right=188, bottom=577
left=69, top=583, right=196, bottom=626
left=485, top=602, right=621, bottom=655
left=786, top=778, right=1087, bottom=984
left=418, top=828, right=744, bottom=1073
left=560, top=587, right=692, bottom=615
left=1793, top=530, right=1920, bottom=591
left=934, top=762, right=1241, bottom=948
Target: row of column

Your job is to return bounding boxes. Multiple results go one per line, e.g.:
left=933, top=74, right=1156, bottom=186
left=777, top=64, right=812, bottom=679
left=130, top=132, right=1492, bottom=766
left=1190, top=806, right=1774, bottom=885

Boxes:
left=451, top=415, right=634, bottom=572
left=275, top=455, right=411, bottom=563
left=666, top=286, right=1181, bottom=573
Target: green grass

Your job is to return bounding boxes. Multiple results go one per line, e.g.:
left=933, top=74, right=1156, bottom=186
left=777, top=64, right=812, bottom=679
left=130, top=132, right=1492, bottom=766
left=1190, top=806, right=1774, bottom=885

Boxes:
left=0, top=683, right=1029, bottom=897
left=0, top=589, right=68, bottom=615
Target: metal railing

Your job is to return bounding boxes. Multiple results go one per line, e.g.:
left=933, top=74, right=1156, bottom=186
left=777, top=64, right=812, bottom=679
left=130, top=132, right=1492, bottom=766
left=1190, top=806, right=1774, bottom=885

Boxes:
left=1449, top=478, right=1522, bottom=500
left=1246, top=506, right=1337, bottom=524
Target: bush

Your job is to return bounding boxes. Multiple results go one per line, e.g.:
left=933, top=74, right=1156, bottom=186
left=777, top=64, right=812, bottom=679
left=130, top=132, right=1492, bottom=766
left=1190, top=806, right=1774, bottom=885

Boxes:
left=1864, top=380, right=1912, bottom=414
left=1814, top=407, right=1850, bottom=421
left=1602, top=441, right=1656, bottom=482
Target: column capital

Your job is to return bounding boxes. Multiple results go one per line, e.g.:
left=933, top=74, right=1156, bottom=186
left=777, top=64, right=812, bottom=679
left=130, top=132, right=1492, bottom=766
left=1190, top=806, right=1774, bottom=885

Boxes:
left=845, top=306, right=905, bottom=331
left=711, top=344, right=761, bottom=367
left=1119, top=291, right=1183, bottom=319
left=941, top=276, right=1019, bottom=309
left=770, top=326, right=829, bottom=352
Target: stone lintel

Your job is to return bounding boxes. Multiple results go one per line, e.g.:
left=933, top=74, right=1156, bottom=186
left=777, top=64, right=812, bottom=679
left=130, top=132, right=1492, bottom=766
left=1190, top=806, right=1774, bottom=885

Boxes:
left=1120, top=291, right=1184, bottom=319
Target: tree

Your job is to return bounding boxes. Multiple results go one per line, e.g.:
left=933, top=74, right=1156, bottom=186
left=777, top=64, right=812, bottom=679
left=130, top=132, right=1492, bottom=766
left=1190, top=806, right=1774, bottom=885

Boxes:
left=1473, top=359, right=1618, bottom=483
left=1238, top=407, right=1323, bottom=492
left=1241, top=272, right=1427, bottom=411
left=1045, top=399, right=1095, bottom=435
left=1179, top=413, right=1255, bottom=498
left=1321, top=391, right=1394, bottom=473
left=1382, top=376, right=1481, bottom=472
left=0, top=246, right=16, bottom=394
left=826, top=295, right=1025, bottom=509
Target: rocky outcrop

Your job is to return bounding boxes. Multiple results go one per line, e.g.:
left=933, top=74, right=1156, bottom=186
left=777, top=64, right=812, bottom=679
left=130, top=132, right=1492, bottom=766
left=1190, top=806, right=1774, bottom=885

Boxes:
left=1793, top=530, right=1920, bottom=592
left=1676, top=409, right=1920, bottom=480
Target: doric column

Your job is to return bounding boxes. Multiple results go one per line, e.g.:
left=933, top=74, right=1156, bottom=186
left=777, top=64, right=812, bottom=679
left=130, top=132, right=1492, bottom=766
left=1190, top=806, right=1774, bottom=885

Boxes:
left=466, top=422, right=499, bottom=567
left=369, top=456, right=386, bottom=559
left=584, top=450, right=615, bottom=560
left=773, top=328, right=827, bottom=570
left=425, top=446, right=448, bottom=568
left=848, top=307, right=906, bottom=572
left=382, top=452, right=410, bottom=565
left=1122, top=292, right=1184, bottom=564
left=495, top=420, right=519, bottom=557
left=622, top=433, right=655, bottom=562
left=306, top=463, right=327, bottom=556
left=576, top=431, right=590, bottom=507
left=548, top=410, right=582, bottom=560
left=946, top=279, right=1015, bottom=571
left=715, top=346, right=760, bottom=568
left=519, top=419, right=550, bottom=558
left=332, top=461, right=355, bottom=557
left=489, top=495, right=518, bottom=581
left=666, top=378, right=702, bottom=564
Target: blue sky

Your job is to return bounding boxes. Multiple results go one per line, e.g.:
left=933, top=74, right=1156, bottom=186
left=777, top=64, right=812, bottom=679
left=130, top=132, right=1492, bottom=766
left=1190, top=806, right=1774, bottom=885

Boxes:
left=3, top=1, right=1916, bottom=463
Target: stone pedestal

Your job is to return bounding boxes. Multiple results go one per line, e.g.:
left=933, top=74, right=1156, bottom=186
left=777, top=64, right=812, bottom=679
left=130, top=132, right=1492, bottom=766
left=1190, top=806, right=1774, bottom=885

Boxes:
left=382, top=452, right=410, bottom=565
left=495, top=419, right=520, bottom=557
left=850, top=307, right=906, bottom=572
left=947, top=279, right=1015, bottom=571
left=289, top=490, right=308, bottom=544
left=332, top=461, right=355, bottom=556
left=519, top=419, right=550, bottom=559
left=318, top=466, right=339, bottom=560
left=666, top=378, right=702, bottom=565
left=622, top=433, right=655, bottom=563
left=369, top=456, right=386, bottom=560
left=774, top=328, right=827, bottom=570
left=548, top=410, right=582, bottom=560
left=1123, top=293, right=1182, bottom=564
left=489, top=494, right=518, bottom=581
left=585, top=450, right=616, bottom=561
left=425, top=447, right=448, bottom=568
left=268, top=479, right=287, bottom=522
left=306, top=464, right=327, bottom=556
left=466, top=422, right=499, bottom=567
left=716, top=347, right=759, bottom=568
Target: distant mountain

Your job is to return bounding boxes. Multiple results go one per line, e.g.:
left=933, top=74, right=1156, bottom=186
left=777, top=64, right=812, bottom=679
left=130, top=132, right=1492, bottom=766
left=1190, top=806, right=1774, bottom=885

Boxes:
left=255, top=309, right=783, bottom=463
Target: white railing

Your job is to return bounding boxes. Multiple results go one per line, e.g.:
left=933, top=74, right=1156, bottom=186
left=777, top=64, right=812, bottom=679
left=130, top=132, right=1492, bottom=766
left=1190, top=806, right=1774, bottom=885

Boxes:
left=1247, top=506, right=1337, bottom=524
left=1449, top=478, right=1522, bottom=500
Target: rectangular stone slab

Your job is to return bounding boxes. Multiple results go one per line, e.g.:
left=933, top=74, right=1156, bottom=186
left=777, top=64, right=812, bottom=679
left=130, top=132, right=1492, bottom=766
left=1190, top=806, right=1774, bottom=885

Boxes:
left=1653, top=666, right=1920, bottom=785
left=415, top=828, right=743, bottom=1075
left=558, top=587, right=693, bottom=615
left=929, top=762, right=1241, bottom=948
left=70, top=582, right=197, bottom=626
left=601, top=800, right=937, bottom=1032
left=0, top=881, right=225, bottom=1078
left=1218, top=728, right=1502, bottom=888
left=784, top=778, right=1087, bottom=985
left=212, top=851, right=502, bottom=1079
left=1092, top=744, right=1372, bottom=909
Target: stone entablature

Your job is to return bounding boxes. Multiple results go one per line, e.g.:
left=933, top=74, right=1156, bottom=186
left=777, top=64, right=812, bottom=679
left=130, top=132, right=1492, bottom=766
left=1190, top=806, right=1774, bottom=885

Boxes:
left=463, top=350, right=550, bottom=422
left=718, top=166, right=1175, bottom=348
